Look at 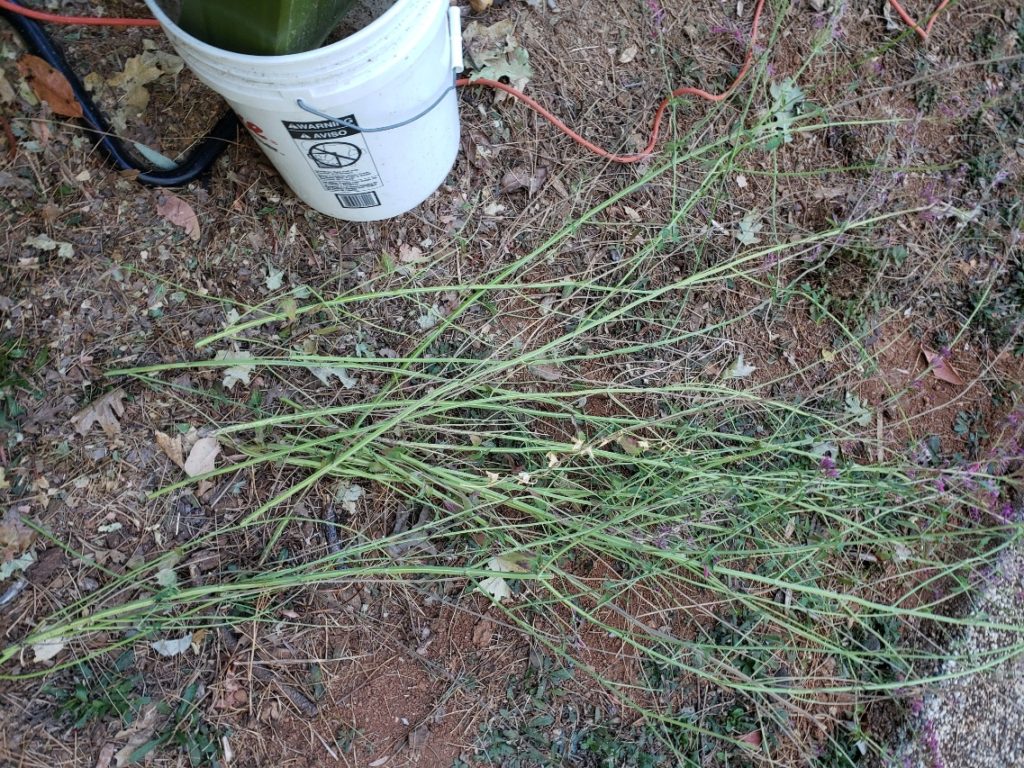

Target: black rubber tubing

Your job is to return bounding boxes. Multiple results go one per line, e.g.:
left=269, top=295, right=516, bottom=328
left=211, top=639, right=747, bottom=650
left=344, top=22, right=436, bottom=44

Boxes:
left=0, top=0, right=238, bottom=187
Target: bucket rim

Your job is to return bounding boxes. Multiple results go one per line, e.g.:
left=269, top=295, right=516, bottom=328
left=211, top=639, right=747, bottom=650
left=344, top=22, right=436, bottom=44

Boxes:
left=142, top=0, right=419, bottom=64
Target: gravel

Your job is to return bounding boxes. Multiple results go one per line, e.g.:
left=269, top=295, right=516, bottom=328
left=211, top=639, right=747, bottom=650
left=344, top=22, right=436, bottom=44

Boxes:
left=896, top=546, right=1024, bottom=768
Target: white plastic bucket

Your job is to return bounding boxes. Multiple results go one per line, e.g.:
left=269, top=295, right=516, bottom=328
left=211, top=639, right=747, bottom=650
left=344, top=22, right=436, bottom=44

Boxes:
left=144, top=0, right=463, bottom=221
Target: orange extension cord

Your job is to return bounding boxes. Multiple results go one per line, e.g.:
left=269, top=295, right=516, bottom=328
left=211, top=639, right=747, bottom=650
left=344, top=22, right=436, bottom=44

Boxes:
left=0, top=0, right=950, bottom=164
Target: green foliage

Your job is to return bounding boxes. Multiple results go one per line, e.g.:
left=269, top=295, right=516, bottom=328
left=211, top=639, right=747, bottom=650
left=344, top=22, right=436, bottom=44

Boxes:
left=44, top=652, right=146, bottom=729
left=43, top=656, right=223, bottom=768
left=472, top=651, right=574, bottom=767
left=578, top=725, right=666, bottom=768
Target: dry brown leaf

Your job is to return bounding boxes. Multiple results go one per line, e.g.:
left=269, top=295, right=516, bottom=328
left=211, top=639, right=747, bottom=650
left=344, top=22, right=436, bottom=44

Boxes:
left=16, top=55, right=83, bottom=118
left=154, top=430, right=185, bottom=469
left=398, top=243, right=427, bottom=263
left=407, top=722, right=431, bottom=750
left=184, top=548, right=221, bottom=573
left=528, top=364, right=562, bottom=382
left=738, top=729, right=762, bottom=748
left=113, top=704, right=162, bottom=767
left=921, top=346, right=964, bottom=387
left=94, top=742, right=117, bottom=768
left=500, top=165, right=548, bottom=196
left=469, top=0, right=493, bottom=12
left=184, top=437, right=220, bottom=477
left=71, top=388, right=127, bottom=438
left=472, top=616, right=495, bottom=647
left=1, top=507, right=36, bottom=560
left=618, top=44, right=639, bottom=64
left=156, top=192, right=201, bottom=241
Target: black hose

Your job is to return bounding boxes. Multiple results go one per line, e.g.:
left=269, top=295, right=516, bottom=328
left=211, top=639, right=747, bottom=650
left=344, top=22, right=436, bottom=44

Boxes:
left=0, top=1, right=238, bottom=187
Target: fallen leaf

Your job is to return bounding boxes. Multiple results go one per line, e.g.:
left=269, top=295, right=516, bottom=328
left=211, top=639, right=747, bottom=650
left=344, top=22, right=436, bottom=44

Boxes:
left=893, top=542, right=912, bottom=563
left=106, top=52, right=170, bottom=115
left=617, top=435, right=648, bottom=456
left=407, top=722, right=431, bottom=750
left=221, top=735, right=234, bottom=764
left=726, top=352, right=757, bottom=379
left=844, top=392, right=873, bottom=427
left=1, top=507, right=36, bottom=560
left=336, top=483, right=364, bottom=515
left=132, top=140, right=178, bottom=170
left=470, top=0, right=493, bottom=12
left=738, top=729, right=762, bottom=748
left=921, top=346, right=964, bottom=387
left=154, top=565, right=178, bottom=588
left=734, top=210, right=763, bottom=245
left=618, top=44, right=639, bottom=64
left=83, top=71, right=105, bottom=92
left=113, top=703, right=161, bottom=768
left=464, top=20, right=532, bottom=94
left=881, top=0, right=902, bottom=31
left=0, top=550, right=34, bottom=580
left=399, top=243, right=427, bottom=263
left=24, top=233, right=74, bottom=259
left=183, top=437, right=220, bottom=477
left=500, top=164, right=548, bottom=196
left=472, top=616, right=495, bottom=646
left=0, top=71, right=16, bottom=104
left=25, top=547, right=64, bottom=585
left=528, top=363, right=562, bottom=381
left=156, top=192, right=200, bottom=241
left=32, top=634, right=66, bottom=663
left=311, top=366, right=357, bottom=388
left=184, top=549, right=221, bottom=573
left=265, top=264, right=285, bottom=290
left=149, top=633, right=193, bottom=657
left=71, top=388, right=127, bottom=438
left=94, top=742, right=117, bottom=768
left=214, top=350, right=255, bottom=389
left=16, top=54, right=82, bottom=118
left=416, top=305, right=443, bottom=330
left=478, top=554, right=527, bottom=602
left=154, top=430, right=185, bottom=469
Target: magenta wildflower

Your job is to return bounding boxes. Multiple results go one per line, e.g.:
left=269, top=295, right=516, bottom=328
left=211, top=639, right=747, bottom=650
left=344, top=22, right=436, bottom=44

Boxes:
left=999, top=502, right=1014, bottom=523
left=645, top=0, right=666, bottom=36
left=819, top=455, right=840, bottom=479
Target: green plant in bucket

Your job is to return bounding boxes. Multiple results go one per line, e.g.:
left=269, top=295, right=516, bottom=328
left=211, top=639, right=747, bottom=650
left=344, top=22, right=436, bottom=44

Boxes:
left=159, top=0, right=358, bottom=55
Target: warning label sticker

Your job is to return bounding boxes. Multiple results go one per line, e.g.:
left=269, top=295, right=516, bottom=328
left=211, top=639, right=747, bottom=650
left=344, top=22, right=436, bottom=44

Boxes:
left=282, top=116, right=382, bottom=206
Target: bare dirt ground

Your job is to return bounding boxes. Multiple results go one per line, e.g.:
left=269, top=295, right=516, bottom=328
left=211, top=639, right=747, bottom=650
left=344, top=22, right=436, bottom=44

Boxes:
left=1, top=1, right=1023, bottom=767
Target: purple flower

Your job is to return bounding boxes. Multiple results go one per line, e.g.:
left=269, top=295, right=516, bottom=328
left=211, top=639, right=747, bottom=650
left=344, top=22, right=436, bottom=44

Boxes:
left=999, top=502, right=1015, bottom=524
left=934, top=476, right=946, bottom=493
left=645, top=0, right=666, bottom=36
left=819, top=456, right=840, bottom=479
